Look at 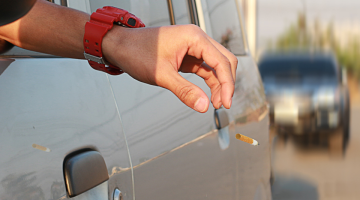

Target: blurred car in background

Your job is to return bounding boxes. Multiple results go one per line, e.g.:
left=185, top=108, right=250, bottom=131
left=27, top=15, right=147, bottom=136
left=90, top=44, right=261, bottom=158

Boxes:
left=258, top=51, right=350, bottom=155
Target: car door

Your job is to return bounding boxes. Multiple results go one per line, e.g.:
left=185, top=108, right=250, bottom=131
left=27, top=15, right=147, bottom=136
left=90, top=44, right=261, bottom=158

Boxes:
left=74, top=0, right=238, bottom=199
left=0, top=2, right=134, bottom=199
left=82, top=0, right=270, bottom=199
left=0, top=57, right=134, bottom=200
left=0, top=1, right=271, bottom=200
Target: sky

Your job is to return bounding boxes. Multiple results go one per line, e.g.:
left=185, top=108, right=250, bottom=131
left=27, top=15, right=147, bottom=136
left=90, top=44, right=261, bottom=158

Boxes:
left=257, top=0, right=360, bottom=49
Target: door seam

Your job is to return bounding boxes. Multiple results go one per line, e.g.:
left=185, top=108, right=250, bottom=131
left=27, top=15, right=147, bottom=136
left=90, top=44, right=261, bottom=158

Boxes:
left=106, top=74, right=136, bottom=200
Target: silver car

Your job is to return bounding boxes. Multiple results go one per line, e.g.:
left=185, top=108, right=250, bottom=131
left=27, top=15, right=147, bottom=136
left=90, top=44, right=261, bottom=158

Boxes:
left=0, top=0, right=271, bottom=200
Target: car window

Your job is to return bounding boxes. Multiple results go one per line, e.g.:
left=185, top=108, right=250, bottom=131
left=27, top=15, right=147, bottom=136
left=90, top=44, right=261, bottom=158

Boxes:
left=201, top=0, right=246, bottom=55
left=172, top=0, right=192, bottom=25
left=88, top=0, right=171, bottom=27
left=258, top=59, right=337, bottom=80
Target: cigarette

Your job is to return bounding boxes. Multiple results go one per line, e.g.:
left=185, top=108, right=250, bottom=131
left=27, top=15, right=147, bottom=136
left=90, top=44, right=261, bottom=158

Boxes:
left=32, top=144, right=51, bottom=152
left=235, top=134, right=259, bottom=146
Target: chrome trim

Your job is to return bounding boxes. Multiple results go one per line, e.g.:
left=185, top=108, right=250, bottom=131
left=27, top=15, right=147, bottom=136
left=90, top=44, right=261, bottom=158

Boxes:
left=188, top=0, right=199, bottom=25
left=84, top=52, right=106, bottom=64
left=167, top=0, right=176, bottom=25
left=60, top=0, right=67, bottom=6
left=194, top=0, right=206, bottom=32
left=234, top=0, right=250, bottom=56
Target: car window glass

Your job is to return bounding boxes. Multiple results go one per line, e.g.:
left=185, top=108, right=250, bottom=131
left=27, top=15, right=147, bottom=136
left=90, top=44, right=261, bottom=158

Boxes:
left=201, top=0, right=246, bottom=55
left=259, top=59, right=337, bottom=80
left=172, top=0, right=191, bottom=25
left=88, top=0, right=171, bottom=26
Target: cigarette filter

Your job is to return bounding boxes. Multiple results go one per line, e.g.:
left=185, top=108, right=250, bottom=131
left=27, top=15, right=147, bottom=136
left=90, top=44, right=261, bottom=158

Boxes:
left=235, top=134, right=259, bottom=146
left=32, top=144, right=51, bottom=152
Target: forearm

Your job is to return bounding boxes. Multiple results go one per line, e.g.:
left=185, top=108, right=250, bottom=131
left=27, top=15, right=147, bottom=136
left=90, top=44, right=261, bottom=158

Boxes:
left=0, top=0, right=89, bottom=59
left=0, top=0, right=236, bottom=112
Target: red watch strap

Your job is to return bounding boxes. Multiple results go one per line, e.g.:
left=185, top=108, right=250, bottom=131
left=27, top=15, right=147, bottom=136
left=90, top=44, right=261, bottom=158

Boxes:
left=84, top=21, right=121, bottom=75
left=84, top=7, right=145, bottom=75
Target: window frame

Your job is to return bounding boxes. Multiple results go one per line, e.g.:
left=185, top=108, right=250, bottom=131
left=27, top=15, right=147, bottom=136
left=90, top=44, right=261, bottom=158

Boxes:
left=195, top=0, right=249, bottom=56
left=168, top=0, right=199, bottom=26
left=188, top=0, right=199, bottom=25
left=234, top=0, right=250, bottom=56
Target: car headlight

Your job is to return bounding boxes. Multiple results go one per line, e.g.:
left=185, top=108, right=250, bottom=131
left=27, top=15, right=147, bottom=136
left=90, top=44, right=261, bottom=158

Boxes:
left=313, top=87, right=340, bottom=109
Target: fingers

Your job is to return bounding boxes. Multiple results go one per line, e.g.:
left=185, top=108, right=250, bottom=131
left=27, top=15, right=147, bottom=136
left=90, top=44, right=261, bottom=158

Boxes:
left=179, top=56, right=222, bottom=109
left=206, top=35, right=238, bottom=81
left=161, top=72, right=210, bottom=113
left=187, top=28, right=235, bottom=109
left=197, top=63, right=223, bottom=109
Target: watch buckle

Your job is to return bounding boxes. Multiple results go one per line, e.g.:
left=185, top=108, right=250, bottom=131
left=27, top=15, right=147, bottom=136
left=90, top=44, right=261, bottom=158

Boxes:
left=84, top=52, right=106, bottom=64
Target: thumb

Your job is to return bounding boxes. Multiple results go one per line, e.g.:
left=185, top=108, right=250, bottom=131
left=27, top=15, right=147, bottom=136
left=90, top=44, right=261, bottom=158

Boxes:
left=162, top=73, right=209, bottom=113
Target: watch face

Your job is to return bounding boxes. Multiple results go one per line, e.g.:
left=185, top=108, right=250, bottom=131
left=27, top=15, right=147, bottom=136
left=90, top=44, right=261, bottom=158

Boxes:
left=127, top=18, right=136, bottom=27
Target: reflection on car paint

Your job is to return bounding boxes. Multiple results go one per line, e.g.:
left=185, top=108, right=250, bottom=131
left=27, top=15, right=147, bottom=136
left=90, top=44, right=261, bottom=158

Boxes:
left=218, top=126, right=230, bottom=150
left=0, top=59, right=134, bottom=200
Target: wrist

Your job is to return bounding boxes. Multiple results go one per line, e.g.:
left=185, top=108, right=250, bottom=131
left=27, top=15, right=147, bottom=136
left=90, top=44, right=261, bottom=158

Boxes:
left=101, top=25, right=127, bottom=69
left=83, top=6, right=145, bottom=75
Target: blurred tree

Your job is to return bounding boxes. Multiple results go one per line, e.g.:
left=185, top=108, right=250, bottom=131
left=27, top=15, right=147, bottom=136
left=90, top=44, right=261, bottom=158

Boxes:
left=269, top=12, right=360, bottom=78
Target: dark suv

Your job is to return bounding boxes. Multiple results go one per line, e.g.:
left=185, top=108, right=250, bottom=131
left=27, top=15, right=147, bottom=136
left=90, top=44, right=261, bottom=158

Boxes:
left=259, top=52, right=350, bottom=154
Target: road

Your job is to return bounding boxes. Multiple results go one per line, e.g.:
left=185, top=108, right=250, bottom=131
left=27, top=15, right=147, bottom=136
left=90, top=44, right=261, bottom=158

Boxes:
left=271, top=102, right=360, bottom=200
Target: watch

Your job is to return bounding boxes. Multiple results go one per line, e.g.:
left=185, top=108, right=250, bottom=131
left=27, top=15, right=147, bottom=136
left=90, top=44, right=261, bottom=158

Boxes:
left=83, top=6, right=145, bottom=75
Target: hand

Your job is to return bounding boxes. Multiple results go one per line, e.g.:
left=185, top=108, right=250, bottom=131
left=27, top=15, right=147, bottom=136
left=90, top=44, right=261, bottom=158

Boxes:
left=103, top=24, right=237, bottom=113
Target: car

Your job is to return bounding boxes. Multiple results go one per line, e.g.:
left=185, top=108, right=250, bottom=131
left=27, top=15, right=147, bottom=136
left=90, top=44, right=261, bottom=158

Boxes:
left=258, top=51, right=350, bottom=155
left=0, top=0, right=271, bottom=200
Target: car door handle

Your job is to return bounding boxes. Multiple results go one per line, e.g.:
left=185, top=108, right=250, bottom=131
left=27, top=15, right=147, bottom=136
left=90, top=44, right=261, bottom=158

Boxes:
left=63, top=149, right=109, bottom=197
left=214, top=108, right=229, bottom=129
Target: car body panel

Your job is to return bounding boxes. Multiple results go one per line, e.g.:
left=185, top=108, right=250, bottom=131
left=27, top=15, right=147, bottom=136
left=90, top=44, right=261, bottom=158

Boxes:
left=130, top=113, right=270, bottom=200
left=110, top=69, right=270, bottom=200
left=0, top=58, right=133, bottom=200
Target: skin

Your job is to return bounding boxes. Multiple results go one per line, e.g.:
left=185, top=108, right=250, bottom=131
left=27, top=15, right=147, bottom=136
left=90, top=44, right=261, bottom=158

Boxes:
left=0, top=0, right=237, bottom=113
